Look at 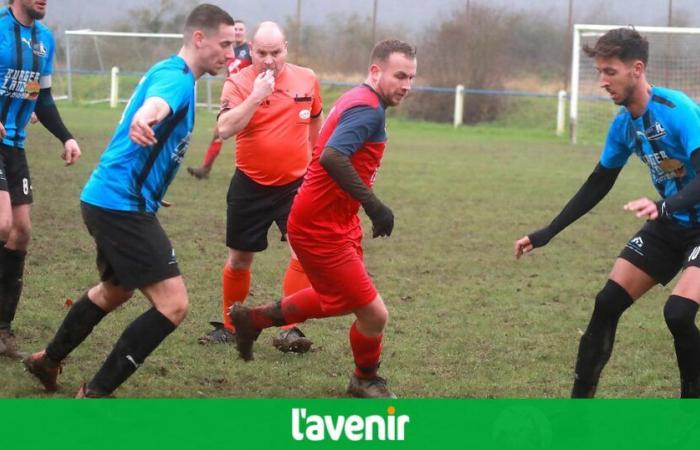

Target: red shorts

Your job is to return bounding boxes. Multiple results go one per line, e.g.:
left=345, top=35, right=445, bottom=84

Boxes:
left=289, top=234, right=377, bottom=316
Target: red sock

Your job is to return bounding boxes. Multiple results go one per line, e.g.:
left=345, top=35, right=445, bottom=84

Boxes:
left=281, top=257, right=311, bottom=330
left=349, top=321, right=383, bottom=379
left=202, top=139, right=223, bottom=167
left=222, top=265, right=250, bottom=330
left=250, top=287, right=325, bottom=329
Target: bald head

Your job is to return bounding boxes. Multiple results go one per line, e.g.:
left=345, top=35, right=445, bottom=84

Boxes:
left=251, top=21, right=288, bottom=77
left=252, top=21, right=286, bottom=46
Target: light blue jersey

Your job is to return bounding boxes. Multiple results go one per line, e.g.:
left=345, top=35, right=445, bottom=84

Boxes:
left=81, top=55, right=195, bottom=213
left=601, top=86, right=700, bottom=226
left=0, top=6, right=54, bottom=149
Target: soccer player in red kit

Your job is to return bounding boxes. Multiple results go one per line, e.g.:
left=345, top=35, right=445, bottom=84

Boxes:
left=229, top=39, right=416, bottom=398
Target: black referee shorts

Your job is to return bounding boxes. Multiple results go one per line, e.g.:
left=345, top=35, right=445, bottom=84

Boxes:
left=226, top=169, right=303, bottom=252
left=0, top=144, right=32, bottom=205
left=81, top=202, right=180, bottom=290
left=619, top=218, right=700, bottom=285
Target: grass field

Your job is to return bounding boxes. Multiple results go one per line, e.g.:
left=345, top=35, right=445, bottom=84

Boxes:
left=0, top=103, right=681, bottom=399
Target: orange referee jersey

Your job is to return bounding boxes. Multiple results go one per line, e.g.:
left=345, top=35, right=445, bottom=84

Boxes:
left=220, top=64, right=323, bottom=186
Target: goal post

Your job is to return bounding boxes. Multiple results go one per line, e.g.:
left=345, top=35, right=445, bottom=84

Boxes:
left=60, top=29, right=223, bottom=109
left=570, top=24, right=700, bottom=144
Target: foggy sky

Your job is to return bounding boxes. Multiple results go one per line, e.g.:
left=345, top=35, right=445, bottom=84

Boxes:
left=45, top=0, right=700, bottom=32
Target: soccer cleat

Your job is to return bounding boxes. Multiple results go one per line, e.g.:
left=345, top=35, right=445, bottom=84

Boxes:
left=187, top=166, right=211, bottom=180
left=347, top=374, right=397, bottom=399
left=228, top=304, right=261, bottom=361
left=272, top=327, right=312, bottom=354
left=23, top=350, right=62, bottom=392
left=76, top=383, right=110, bottom=399
left=198, top=321, right=237, bottom=345
left=0, top=329, right=22, bottom=360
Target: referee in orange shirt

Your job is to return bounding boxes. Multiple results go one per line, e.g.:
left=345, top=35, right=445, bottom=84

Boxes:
left=199, top=21, right=323, bottom=351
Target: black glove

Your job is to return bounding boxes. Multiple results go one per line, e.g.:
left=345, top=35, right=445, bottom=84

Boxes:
left=363, top=199, right=394, bottom=238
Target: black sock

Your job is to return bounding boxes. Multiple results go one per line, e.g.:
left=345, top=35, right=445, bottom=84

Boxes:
left=88, top=308, right=176, bottom=395
left=45, top=292, right=108, bottom=362
left=664, top=295, right=700, bottom=398
left=0, top=248, right=26, bottom=328
left=571, top=280, right=633, bottom=398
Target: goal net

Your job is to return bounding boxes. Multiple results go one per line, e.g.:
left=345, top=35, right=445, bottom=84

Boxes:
left=58, top=30, right=224, bottom=109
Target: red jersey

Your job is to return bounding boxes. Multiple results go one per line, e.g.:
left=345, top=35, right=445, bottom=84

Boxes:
left=226, top=42, right=252, bottom=76
left=288, top=84, right=387, bottom=244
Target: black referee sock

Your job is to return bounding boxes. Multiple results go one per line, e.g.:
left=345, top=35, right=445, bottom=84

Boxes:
left=572, top=280, right=633, bottom=398
left=0, top=248, right=26, bottom=329
left=88, top=307, right=176, bottom=395
left=664, top=295, right=700, bottom=398
left=45, top=292, right=108, bottom=362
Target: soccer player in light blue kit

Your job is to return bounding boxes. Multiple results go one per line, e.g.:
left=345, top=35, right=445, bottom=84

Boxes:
left=516, top=28, right=700, bottom=398
left=0, top=0, right=81, bottom=359
left=23, top=4, right=236, bottom=397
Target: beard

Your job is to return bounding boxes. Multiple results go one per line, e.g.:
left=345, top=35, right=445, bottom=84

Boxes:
left=27, top=9, right=46, bottom=20
left=614, top=73, right=639, bottom=106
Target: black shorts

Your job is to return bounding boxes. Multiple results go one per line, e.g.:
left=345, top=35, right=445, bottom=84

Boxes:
left=81, top=202, right=180, bottom=290
left=0, top=144, right=32, bottom=205
left=619, top=218, right=700, bottom=285
left=226, top=169, right=303, bottom=252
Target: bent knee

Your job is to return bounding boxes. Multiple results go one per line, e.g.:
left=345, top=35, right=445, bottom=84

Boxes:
left=9, top=222, right=32, bottom=247
left=664, top=295, right=699, bottom=335
left=159, top=297, right=189, bottom=325
left=356, top=300, right=388, bottom=333
left=594, top=280, right=633, bottom=317
left=0, top=219, right=11, bottom=241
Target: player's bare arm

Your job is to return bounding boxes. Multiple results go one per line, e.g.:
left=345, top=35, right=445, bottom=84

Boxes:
left=515, top=163, right=622, bottom=258
left=129, top=97, right=171, bottom=147
left=0, top=121, right=5, bottom=139
left=218, top=70, right=275, bottom=139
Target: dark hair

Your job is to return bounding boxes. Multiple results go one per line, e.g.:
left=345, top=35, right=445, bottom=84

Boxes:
left=234, top=19, right=245, bottom=25
left=583, top=27, right=648, bottom=65
left=184, top=4, right=235, bottom=35
left=371, top=39, right=417, bottom=64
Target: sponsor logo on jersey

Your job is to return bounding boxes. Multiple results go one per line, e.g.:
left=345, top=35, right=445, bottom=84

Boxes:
left=0, top=69, right=41, bottom=99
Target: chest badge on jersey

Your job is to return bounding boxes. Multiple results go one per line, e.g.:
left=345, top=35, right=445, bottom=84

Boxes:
left=33, top=41, right=47, bottom=58
left=645, top=122, right=666, bottom=140
left=298, top=109, right=311, bottom=120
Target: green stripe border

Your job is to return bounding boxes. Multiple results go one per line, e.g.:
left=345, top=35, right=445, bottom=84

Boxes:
left=3, top=399, right=699, bottom=449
